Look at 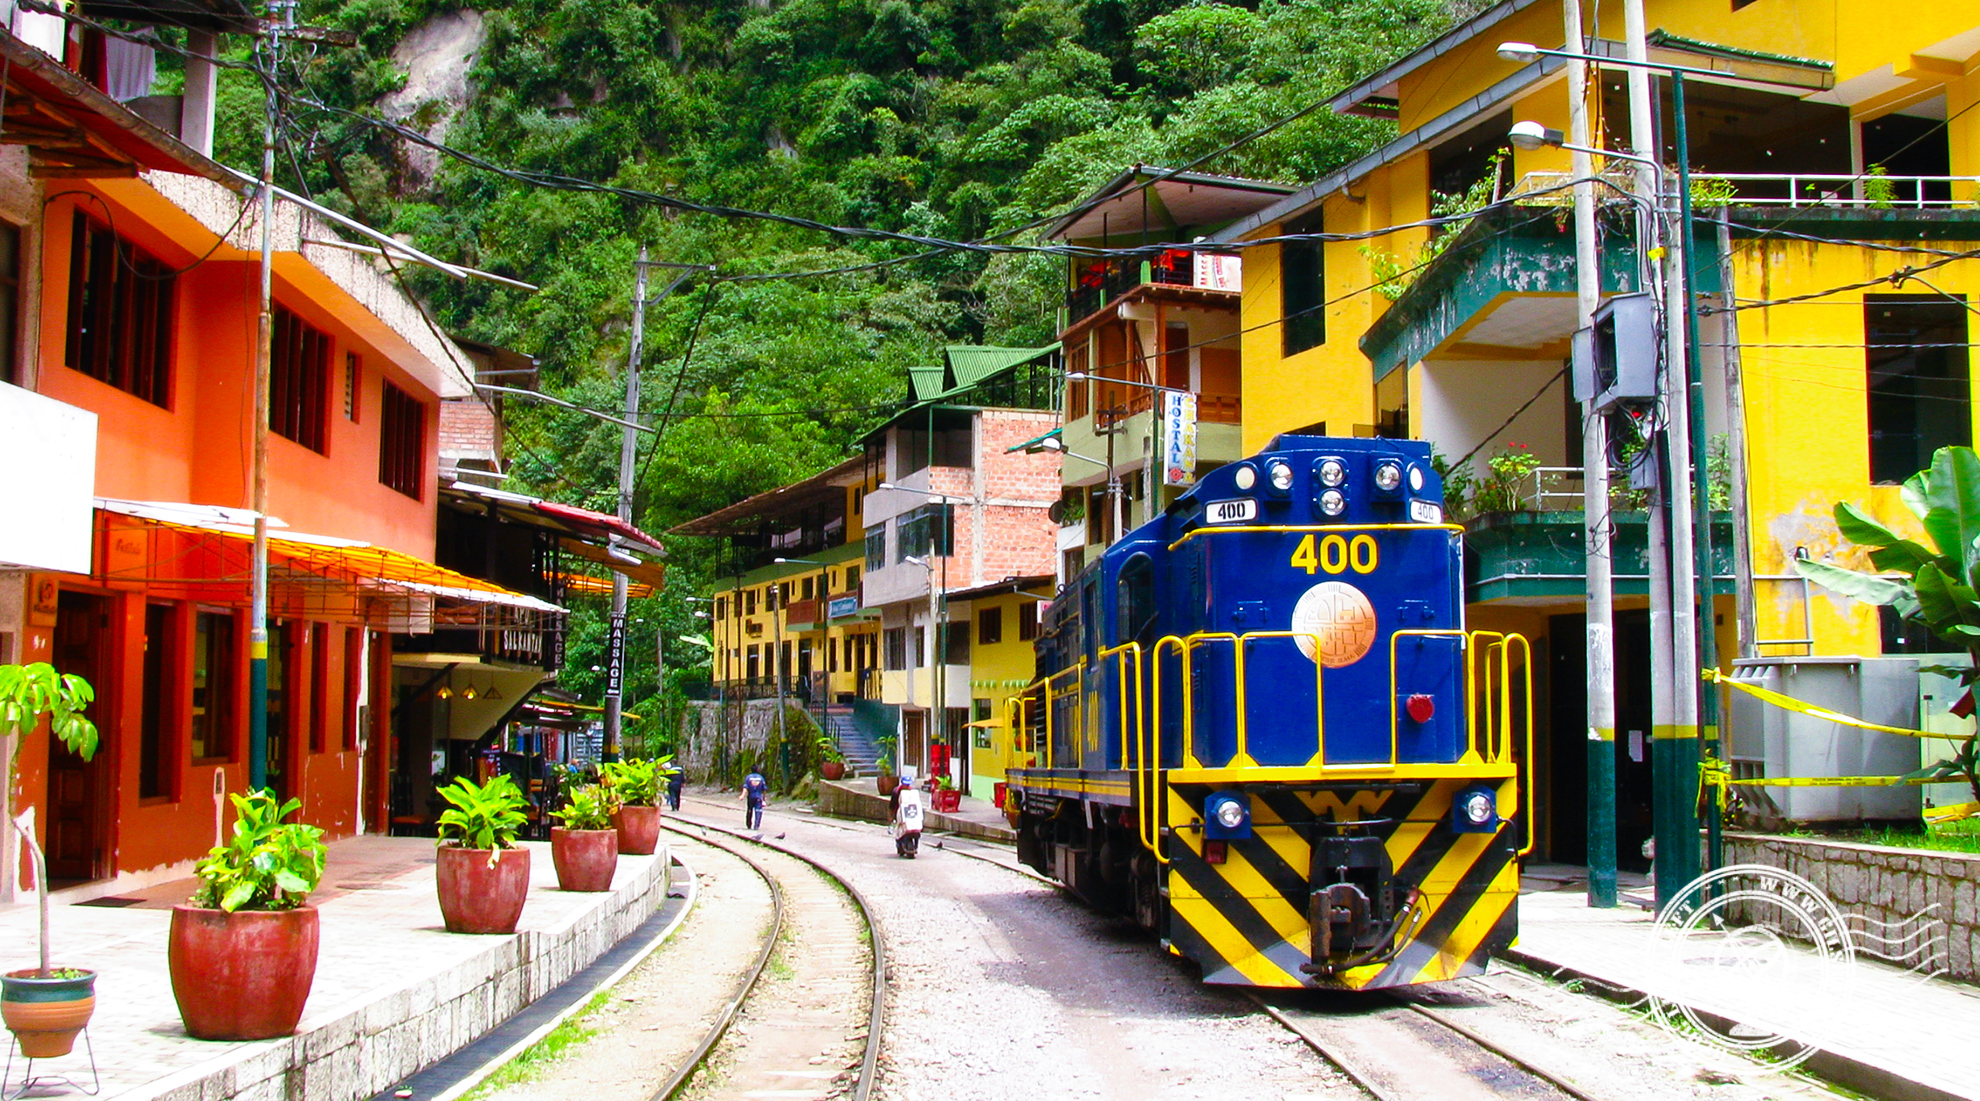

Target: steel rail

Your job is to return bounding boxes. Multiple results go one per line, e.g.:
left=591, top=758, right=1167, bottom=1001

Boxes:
left=1245, top=994, right=1406, bottom=1101
left=646, top=825, right=786, bottom=1101
left=662, top=812, right=888, bottom=1101
left=1400, top=1001, right=1606, bottom=1101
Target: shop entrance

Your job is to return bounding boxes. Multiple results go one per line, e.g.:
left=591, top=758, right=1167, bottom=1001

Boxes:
left=1546, top=610, right=1655, bottom=871
left=49, top=590, right=113, bottom=883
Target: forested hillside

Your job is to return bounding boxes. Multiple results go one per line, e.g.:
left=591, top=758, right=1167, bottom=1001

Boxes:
left=185, top=0, right=1472, bottom=699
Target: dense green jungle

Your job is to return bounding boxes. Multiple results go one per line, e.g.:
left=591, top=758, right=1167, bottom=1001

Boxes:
left=163, top=0, right=1476, bottom=720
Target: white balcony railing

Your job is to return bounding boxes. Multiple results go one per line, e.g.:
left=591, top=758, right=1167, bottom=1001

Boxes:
left=1510, top=169, right=1980, bottom=210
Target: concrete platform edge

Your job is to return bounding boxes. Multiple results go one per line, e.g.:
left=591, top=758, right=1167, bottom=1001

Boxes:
left=1503, top=947, right=1973, bottom=1101
left=106, top=848, right=672, bottom=1101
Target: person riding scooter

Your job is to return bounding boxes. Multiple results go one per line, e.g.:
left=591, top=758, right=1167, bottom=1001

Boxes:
left=891, top=780, right=923, bottom=858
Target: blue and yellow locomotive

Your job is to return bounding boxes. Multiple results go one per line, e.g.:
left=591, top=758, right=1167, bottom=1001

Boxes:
left=1003, top=433, right=1531, bottom=990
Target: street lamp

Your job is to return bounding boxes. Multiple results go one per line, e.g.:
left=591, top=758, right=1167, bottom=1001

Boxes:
left=1503, top=37, right=1731, bottom=902
left=1026, top=435, right=1124, bottom=543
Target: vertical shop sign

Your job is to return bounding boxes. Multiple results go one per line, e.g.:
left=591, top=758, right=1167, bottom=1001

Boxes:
left=1161, top=390, right=1199, bottom=487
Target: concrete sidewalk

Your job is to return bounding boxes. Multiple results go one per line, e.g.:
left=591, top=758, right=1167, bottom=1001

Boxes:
left=1513, top=867, right=1980, bottom=1101
left=813, top=777, right=1016, bottom=841
left=1, top=835, right=669, bottom=1101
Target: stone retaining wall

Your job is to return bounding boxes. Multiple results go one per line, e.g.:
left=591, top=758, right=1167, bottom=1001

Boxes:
left=1724, top=831, right=1980, bottom=982
left=816, top=779, right=1016, bottom=843
left=134, top=848, right=671, bottom=1101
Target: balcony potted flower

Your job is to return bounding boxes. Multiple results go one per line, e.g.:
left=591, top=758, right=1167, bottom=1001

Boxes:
left=0, top=663, right=99, bottom=1059
left=169, top=792, right=327, bottom=1040
left=550, top=785, right=619, bottom=892
left=435, top=774, right=531, bottom=935
left=599, top=757, right=667, bottom=856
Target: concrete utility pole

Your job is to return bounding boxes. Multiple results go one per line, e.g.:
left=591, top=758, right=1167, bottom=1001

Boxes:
left=603, top=252, right=705, bottom=764
left=250, top=0, right=296, bottom=794
left=1563, top=0, right=1618, bottom=909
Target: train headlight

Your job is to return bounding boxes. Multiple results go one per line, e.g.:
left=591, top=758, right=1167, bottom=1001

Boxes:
left=1204, top=792, right=1252, bottom=839
left=1408, top=464, right=1426, bottom=493
left=1267, top=459, right=1294, bottom=495
left=1374, top=460, right=1403, bottom=494
left=1233, top=464, right=1258, bottom=491
left=1319, top=489, right=1347, bottom=517
left=1318, top=458, right=1348, bottom=487
left=1452, top=786, right=1499, bottom=833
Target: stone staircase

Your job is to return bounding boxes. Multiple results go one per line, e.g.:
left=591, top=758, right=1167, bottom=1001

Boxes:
left=823, top=706, right=884, bottom=775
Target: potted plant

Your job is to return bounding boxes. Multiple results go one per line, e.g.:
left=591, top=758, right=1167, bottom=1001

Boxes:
left=550, top=785, right=619, bottom=892
left=932, top=774, right=962, bottom=813
left=818, top=734, right=847, bottom=782
left=599, top=757, right=665, bottom=856
left=434, top=774, right=531, bottom=935
left=169, top=792, right=326, bottom=1041
left=0, top=663, right=99, bottom=1059
left=875, top=735, right=899, bottom=797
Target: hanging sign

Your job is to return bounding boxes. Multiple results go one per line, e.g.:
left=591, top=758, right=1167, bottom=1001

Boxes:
left=1160, top=390, right=1199, bottom=487
left=1193, top=253, right=1242, bottom=292
left=605, top=612, right=626, bottom=696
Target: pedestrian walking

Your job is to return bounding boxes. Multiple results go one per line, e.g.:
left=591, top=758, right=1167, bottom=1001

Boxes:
left=666, top=766, right=684, bottom=811
left=743, top=770, right=768, bottom=830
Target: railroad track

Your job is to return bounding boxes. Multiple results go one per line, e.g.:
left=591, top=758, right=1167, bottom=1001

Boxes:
left=655, top=815, right=886, bottom=1101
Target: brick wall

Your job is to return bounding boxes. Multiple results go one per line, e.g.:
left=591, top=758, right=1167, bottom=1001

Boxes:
left=439, top=397, right=498, bottom=461
left=1724, top=831, right=1980, bottom=981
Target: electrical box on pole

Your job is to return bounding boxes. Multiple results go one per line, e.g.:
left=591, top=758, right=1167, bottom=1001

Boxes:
left=1573, top=292, right=1658, bottom=411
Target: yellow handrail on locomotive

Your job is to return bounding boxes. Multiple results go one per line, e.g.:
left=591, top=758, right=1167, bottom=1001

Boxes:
left=1036, top=660, right=1084, bottom=772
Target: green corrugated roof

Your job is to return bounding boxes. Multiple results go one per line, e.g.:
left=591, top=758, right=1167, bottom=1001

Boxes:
left=908, top=365, right=947, bottom=402
left=942, top=345, right=1058, bottom=393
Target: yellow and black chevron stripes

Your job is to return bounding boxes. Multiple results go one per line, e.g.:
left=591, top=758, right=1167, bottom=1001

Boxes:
left=1160, top=779, right=1519, bottom=990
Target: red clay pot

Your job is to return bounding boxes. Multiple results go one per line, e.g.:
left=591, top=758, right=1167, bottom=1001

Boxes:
left=613, top=806, right=662, bottom=856
left=436, top=845, right=531, bottom=935
left=2, top=969, right=96, bottom=1058
left=821, top=761, right=846, bottom=781
left=876, top=774, right=900, bottom=797
left=550, top=828, right=618, bottom=892
left=168, top=905, right=319, bottom=1041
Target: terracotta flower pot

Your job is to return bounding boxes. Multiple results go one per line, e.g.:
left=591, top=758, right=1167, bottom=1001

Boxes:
left=168, top=905, right=319, bottom=1041
left=550, top=828, right=618, bottom=892
left=436, top=845, right=531, bottom=935
left=613, top=805, right=662, bottom=856
left=821, top=760, right=846, bottom=781
left=876, top=774, right=900, bottom=797
left=2, top=969, right=96, bottom=1058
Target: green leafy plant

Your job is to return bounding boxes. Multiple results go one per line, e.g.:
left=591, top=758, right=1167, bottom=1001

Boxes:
left=436, top=774, right=529, bottom=853
left=1428, top=447, right=1474, bottom=522
left=599, top=757, right=674, bottom=807
left=191, top=792, right=327, bottom=913
left=1796, top=446, right=1980, bottom=800
left=1, top=662, right=98, bottom=978
left=1865, top=164, right=1896, bottom=210
left=815, top=732, right=845, bottom=764
left=1471, top=443, right=1542, bottom=515
left=551, top=785, right=617, bottom=831
left=1689, top=176, right=1740, bottom=207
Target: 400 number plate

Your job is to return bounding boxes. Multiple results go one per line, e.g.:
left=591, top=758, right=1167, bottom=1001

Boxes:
left=1205, top=497, right=1257, bottom=524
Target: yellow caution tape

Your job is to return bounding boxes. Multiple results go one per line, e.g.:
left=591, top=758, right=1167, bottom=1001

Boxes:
left=1698, top=757, right=1936, bottom=793
left=1925, top=801, right=1980, bottom=827
left=1701, top=667, right=1967, bottom=741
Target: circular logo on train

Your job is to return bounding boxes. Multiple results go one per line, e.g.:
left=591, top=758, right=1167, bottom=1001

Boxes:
left=1291, top=581, right=1378, bottom=668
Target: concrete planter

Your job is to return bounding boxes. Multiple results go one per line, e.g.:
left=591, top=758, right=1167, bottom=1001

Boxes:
left=436, top=845, right=530, bottom=935
left=550, top=828, right=618, bottom=892
left=613, top=806, right=662, bottom=856
left=1, top=969, right=96, bottom=1057
left=168, top=905, right=319, bottom=1040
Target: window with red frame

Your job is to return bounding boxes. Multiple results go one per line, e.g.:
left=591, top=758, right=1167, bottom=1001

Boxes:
left=379, top=380, right=426, bottom=498
left=272, top=306, right=331, bottom=452
left=67, top=211, right=174, bottom=406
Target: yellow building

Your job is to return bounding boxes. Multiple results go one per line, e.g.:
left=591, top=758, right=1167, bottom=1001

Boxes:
left=1213, top=0, right=1980, bottom=858
left=944, top=576, right=1055, bottom=800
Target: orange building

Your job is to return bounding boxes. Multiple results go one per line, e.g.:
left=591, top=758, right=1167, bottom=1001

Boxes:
left=0, top=19, right=551, bottom=898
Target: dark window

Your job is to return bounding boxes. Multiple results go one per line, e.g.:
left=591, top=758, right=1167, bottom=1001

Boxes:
left=943, top=621, right=970, bottom=664
left=308, top=622, right=329, bottom=753
left=913, top=626, right=926, bottom=666
left=1018, top=601, right=1040, bottom=641
left=0, top=221, right=20, bottom=385
left=745, top=589, right=757, bottom=616
left=191, top=610, right=235, bottom=762
left=344, top=352, right=360, bottom=420
left=884, top=627, right=907, bottom=670
left=267, top=622, right=290, bottom=795
left=139, top=601, right=175, bottom=799
left=845, top=565, right=861, bottom=592
left=898, top=504, right=954, bottom=562
left=747, top=646, right=761, bottom=681
left=979, top=607, right=1003, bottom=645
left=865, top=528, right=886, bottom=572
left=1281, top=210, right=1325, bottom=356
left=379, top=380, right=427, bottom=498
left=1880, top=604, right=1935, bottom=654
left=801, top=577, right=814, bottom=601
left=896, top=423, right=975, bottom=474
left=67, top=210, right=175, bottom=406
left=1867, top=295, right=1969, bottom=485
left=716, top=597, right=728, bottom=620
left=272, top=306, right=331, bottom=452
left=779, top=582, right=791, bottom=607
left=1118, top=553, right=1158, bottom=647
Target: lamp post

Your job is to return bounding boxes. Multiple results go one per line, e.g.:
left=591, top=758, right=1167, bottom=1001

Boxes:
left=879, top=482, right=972, bottom=786
left=901, top=554, right=939, bottom=786
left=1028, top=436, right=1121, bottom=546
left=772, top=557, right=828, bottom=787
